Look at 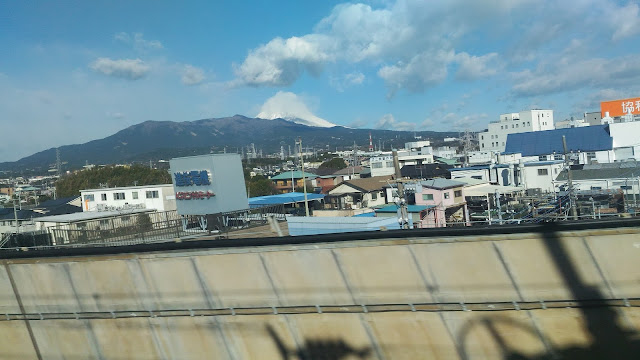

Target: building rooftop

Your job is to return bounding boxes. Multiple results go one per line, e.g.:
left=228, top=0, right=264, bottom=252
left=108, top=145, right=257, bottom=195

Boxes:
left=504, top=125, right=613, bottom=156
left=249, top=192, right=325, bottom=207
left=332, top=176, right=393, bottom=193
left=270, top=171, right=317, bottom=180
left=35, top=208, right=153, bottom=223
left=375, top=204, right=433, bottom=213
left=556, top=164, right=640, bottom=181
left=420, top=179, right=465, bottom=190
left=81, top=184, right=173, bottom=192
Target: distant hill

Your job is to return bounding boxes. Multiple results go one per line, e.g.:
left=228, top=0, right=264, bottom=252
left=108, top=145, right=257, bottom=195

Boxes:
left=0, top=115, right=459, bottom=174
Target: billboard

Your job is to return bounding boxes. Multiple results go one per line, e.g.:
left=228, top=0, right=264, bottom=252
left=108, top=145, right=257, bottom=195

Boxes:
left=169, top=154, right=248, bottom=215
left=601, top=97, right=640, bottom=118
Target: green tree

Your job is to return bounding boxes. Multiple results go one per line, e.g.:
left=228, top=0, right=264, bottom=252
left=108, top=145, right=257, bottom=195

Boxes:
left=55, top=165, right=171, bottom=197
left=318, top=157, right=347, bottom=171
left=246, top=176, right=277, bottom=197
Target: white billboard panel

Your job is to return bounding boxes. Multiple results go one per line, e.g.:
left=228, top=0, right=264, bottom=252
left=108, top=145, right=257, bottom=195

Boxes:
left=169, top=154, right=248, bottom=215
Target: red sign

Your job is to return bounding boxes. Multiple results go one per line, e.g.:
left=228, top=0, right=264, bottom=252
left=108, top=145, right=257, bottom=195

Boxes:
left=176, top=191, right=215, bottom=200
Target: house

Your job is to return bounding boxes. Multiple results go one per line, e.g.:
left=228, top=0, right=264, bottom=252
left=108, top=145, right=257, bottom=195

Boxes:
left=413, top=179, right=469, bottom=228
left=554, top=163, right=640, bottom=197
left=270, top=171, right=317, bottom=194
left=374, top=204, right=433, bottom=228
left=80, top=184, right=176, bottom=212
left=451, top=161, right=564, bottom=193
left=325, top=176, right=392, bottom=210
left=332, top=166, right=364, bottom=181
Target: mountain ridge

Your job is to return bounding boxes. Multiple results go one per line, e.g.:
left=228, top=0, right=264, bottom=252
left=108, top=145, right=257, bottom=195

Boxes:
left=0, top=115, right=458, bottom=175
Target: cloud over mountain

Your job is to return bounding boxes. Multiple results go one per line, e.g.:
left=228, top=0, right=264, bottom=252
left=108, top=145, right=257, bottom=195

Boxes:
left=256, top=91, right=335, bottom=127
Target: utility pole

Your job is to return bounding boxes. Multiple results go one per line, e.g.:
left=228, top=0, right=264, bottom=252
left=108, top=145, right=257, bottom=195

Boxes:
left=562, top=135, right=578, bottom=220
left=393, top=149, right=409, bottom=229
left=495, top=190, right=503, bottom=225
left=298, top=138, right=309, bottom=216
left=13, top=199, right=19, bottom=234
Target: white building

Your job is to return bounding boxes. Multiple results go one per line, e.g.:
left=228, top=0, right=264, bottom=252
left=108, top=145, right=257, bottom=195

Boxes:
left=370, top=149, right=435, bottom=177
left=555, top=118, right=589, bottom=129
left=479, top=110, right=554, bottom=153
left=80, top=184, right=176, bottom=212
left=450, top=160, right=564, bottom=193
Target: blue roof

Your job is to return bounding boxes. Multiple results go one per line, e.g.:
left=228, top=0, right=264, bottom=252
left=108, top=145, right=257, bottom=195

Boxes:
left=375, top=204, right=433, bottom=213
left=249, top=192, right=325, bottom=207
left=504, top=125, right=613, bottom=156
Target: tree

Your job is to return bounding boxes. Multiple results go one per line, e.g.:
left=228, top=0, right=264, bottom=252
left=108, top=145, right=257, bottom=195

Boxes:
left=246, top=176, right=277, bottom=197
left=318, top=157, right=347, bottom=171
left=55, top=165, right=171, bottom=197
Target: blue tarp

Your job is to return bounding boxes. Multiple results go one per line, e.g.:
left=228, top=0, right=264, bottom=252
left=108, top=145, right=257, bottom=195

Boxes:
left=504, top=125, right=613, bottom=156
left=249, top=192, right=325, bottom=208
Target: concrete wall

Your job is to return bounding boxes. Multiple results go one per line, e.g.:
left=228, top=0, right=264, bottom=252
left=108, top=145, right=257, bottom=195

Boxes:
left=1, top=225, right=639, bottom=359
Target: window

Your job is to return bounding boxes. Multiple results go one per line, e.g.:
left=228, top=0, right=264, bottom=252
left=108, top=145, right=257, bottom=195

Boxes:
left=537, top=169, right=548, bottom=176
left=527, top=122, right=530, bottom=126
left=454, top=190, right=462, bottom=197
left=422, top=194, right=434, bottom=201
left=83, top=194, right=94, bottom=202
left=522, top=122, right=525, bottom=126
left=481, top=143, right=484, bottom=148
left=371, top=192, right=378, bottom=200
left=621, top=185, right=632, bottom=190
left=372, top=162, right=383, bottom=169
left=591, top=186, right=602, bottom=190
left=512, top=124, right=515, bottom=128
left=132, top=191, right=139, bottom=199
left=444, top=192, right=450, bottom=199
left=113, top=192, right=125, bottom=200
left=481, top=135, right=484, bottom=140
left=146, top=190, right=159, bottom=199
left=516, top=124, right=519, bottom=128
left=101, top=193, right=107, bottom=201
left=386, top=161, right=394, bottom=167
left=502, top=142, right=505, bottom=146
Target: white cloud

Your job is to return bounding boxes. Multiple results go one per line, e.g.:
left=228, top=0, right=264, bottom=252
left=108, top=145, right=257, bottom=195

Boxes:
left=181, top=65, right=205, bottom=85
left=234, top=35, right=333, bottom=86
left=421, top=118, right=434, bottom=127
left=378, top=50, right=455, bottom=97
left=107, top=112, right=125, bottom=119
left=256, top=91, right=335, bottom=127
left=330, top=71, right=365, bottom=91
left=89, top=58, right=150, bottom=80
left=374, top=113, right=415, bottom=131
left=232, top=0, right=638, bottom=97
left=455, top=52, right=500, bottom=81
left=511, top=55, right=640, bottom=97
left=114, top=32, right=163, bottom=51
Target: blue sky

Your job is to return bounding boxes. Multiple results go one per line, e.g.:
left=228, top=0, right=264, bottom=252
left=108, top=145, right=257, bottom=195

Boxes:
left=2, top=0, right=640, bottom=161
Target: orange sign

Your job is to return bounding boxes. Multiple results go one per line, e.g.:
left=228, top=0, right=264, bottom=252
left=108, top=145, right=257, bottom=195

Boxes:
left=601, top=97, right=640, bottom=118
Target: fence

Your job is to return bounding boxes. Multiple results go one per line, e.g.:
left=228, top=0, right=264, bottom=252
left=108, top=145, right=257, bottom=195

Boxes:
left=206, top=204, right=286, bottom=235
left=46, top=211, right=189, bottom=247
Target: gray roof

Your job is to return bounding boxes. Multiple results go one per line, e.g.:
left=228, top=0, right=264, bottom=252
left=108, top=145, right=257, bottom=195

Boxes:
left=35, top=209, right=153, bottom=223
left=420, top=179, right=465, bottom=189
left=556, top=163, right=640, bottom=181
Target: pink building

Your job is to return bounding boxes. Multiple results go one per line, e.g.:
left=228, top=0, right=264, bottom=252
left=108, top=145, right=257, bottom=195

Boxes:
left=414, top=179, right=470, bottom=228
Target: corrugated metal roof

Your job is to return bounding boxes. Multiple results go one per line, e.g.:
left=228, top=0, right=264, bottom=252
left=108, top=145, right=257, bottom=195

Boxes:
left=270, top=171, right=317, bottom=180
left=249, top=192, right=325, bottom=207
left=504, top=125, right=613, bottom=156
left=556, top=165, right=640, bottom=181
left=420, top=179, right=465, bottom=189
left=375, top=204, right=432, bottom=213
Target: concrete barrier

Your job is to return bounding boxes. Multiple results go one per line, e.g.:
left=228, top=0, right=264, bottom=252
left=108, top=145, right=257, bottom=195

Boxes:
left=1, top=224, right=639, bottom=359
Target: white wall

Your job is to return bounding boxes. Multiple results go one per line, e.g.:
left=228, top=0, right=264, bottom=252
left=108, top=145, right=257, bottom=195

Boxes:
left=81, top=185, right=176, bottom=212
left=479, top=110, right=554, bottom=152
